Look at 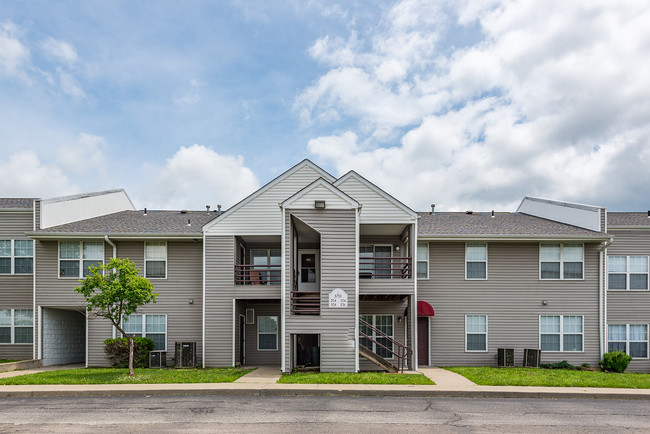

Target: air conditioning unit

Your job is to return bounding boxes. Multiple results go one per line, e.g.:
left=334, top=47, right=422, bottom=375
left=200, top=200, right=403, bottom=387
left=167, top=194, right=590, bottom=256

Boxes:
left=175, top=341, right=197, bottom=368
left=496, top=348, right=515, bottom=367
left=523, top=348, right=541, bottom=368
left=246, top=309, right=255, bottom=324
left=149, top=351, right=167, bottom=368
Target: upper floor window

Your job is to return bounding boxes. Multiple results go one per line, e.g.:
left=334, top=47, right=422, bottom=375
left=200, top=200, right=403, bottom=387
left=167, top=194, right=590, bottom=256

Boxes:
left=608, top=324, right=648, bottom=358
left=540, top=243, right=583, bottom=280
left=0, top=309, right=33, bottom=344
left=360, top=245, right=393, bottom=279
left=250, top=248, right=281, bottom=284
left=0, top=240, right=34, bottom=275
left=145, top=242, right=167, bottom=279
left=417, top=242, right=429, bottom=279
left=608, top=256, right=649, bottom=290
left=540, top=315, right=583, bottom=352
left=465, top=243, right=487, bottom=280
left=122, top=314, right=167, bottom=350
left=59, top=241, right=103, bottom=278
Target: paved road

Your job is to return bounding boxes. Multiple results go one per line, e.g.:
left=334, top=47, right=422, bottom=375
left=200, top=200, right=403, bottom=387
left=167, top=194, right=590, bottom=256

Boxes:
left=0, top=395, right=648, bottom=432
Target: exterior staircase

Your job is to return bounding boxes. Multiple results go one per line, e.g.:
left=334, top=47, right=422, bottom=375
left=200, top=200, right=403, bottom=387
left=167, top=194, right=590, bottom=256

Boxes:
left=358, top=317, right=411, bottom=373
left=359, top=345, right=398, bottom=373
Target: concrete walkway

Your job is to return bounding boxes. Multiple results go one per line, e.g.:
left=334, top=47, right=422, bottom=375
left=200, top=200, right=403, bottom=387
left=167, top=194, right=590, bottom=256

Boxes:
left=419, top=366, right=477, bottom=388
left=235, top=366, right=282, bottom=384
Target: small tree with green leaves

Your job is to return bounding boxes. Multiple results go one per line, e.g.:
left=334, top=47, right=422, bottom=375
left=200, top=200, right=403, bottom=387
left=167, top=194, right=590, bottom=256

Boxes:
left=75, top=258, right=158, bottom=376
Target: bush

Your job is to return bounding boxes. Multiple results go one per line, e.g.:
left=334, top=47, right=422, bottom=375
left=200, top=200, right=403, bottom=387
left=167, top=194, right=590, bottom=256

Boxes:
left=600, top=351, right=632, bottom=373
left=104, top=337, right=155, bottom=368
left=540, top=360, right=578, bottom=370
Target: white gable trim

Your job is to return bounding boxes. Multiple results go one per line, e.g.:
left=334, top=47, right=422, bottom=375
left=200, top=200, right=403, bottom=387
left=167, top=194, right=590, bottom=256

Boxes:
left=282, top=178, right=360, bottom=210
left=203, top=159, right=336, bottom=231
left=334, top=171, right=417, bottom=219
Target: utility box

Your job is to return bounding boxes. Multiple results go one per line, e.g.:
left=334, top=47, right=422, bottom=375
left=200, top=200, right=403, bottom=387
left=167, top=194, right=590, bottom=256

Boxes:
left=496, top=348, right=515, bottom=367
left=149, top=351, right=167, bottom=368
left=523, top=349, right=542, bottom=368
left=175, top=342, right=196, bottom=368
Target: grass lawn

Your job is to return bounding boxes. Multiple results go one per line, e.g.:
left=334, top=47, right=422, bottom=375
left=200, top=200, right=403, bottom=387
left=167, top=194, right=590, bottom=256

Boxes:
left=0, top=367, right=254, bottom=385
left=278, top=371, right=435, bottom=385
left=0, top=359, right=19, bottom=364
left=445, top=367, right=650, bottom=389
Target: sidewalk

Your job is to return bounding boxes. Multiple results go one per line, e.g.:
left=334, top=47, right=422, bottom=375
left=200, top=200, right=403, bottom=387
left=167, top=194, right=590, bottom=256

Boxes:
left=1, top=365, right=649, bottom=400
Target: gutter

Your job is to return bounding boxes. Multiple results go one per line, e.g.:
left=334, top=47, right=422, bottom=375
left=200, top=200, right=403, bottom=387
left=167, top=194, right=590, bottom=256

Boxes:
left=26, top=232, right=203, bottom=240
left=417, top=235, right=612, bottom=242
left=598, top=237, right=615, bottom=359
left=104, top=235, right=117, bottom=259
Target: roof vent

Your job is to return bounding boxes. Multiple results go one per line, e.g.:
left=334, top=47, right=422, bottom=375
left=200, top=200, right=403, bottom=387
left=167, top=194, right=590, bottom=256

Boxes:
left=491, top=210, right=495, bottom=218
left=187, top=219, right=191, bottom=226
left=206, top=205, right=210, bottom=214
left=143, top=208, right=147, bottom=216
left=431, top=204, right=435, bottom=215
left=217, top=204, right=222, bottom=216
left=647, top=210, right=650, bottom=218
left=466, top=210, right=473, bottom=215
left=180, top=210, right=188, bottom=214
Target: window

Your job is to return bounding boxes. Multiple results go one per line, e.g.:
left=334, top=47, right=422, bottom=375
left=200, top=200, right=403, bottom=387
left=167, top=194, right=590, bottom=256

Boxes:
left=250, top=249, right=281, bottom=284
left=360, top=315, right=394, bottom=358
left=0, top=240, right=34, bottom=274
left=0, top=309, right=33, bottom=344
left=359, top=245, right=392, bottom=279
left=257, top=316, right=278, bottom=350
left=465, top=315, right=487, bottom=351
left=608, top=324, right=648, bottom=358
left=417, top=242, right=429, bottom=279
left=466, top=243, right=487, bottom=279
left=59, top=241, right=103, bottom=278
left=608, top=256, right=649, bottom=290
left=540, top=243, right=583, bottom=279
left=145, top=242, right=167, bottom=279
left=122, top=314, right=167, bottom=350
left=540, top=315, right=583, bottom=351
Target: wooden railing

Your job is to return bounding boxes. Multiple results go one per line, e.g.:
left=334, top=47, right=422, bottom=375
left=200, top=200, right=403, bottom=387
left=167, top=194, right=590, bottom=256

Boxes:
left=234, top=264, right=281, bottom=285
left=358, top=257, right=412, bottom=279
left=291, top=291, right=320, bottom=315
left=359, top=317, right=411, bottom=372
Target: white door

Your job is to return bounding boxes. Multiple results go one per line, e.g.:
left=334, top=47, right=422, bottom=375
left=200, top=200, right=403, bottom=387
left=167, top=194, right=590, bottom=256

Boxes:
left=298, top=250, right=319, bottom=291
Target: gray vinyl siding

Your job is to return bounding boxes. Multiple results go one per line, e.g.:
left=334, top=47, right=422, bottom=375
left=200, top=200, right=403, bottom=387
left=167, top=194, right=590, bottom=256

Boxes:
left=358, top=300, right=408, bottom=371
left=335, top=175, right=413, bottom=224
left=87, top=316, right=113, bottom=366
left=283, top=209, right=357, bottom=373
left=244, top=303, right=281, bottom=366
left=419, top=241, right=601, bottom=367
left=606, top=229, right=650, bottom=372
left=0, top=209, right=35, bottom=360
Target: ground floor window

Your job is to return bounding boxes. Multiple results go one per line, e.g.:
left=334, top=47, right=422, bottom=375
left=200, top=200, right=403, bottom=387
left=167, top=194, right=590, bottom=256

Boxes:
left=608, top=324, right=649, bottom=358
left=0, top=308, right=33, bottom=344
left=360, top=314, right=394, bottom=358
left=122, top=314, right=167, bottom=350
left=257, top=316, right=278, bottom=350
left=540, top=315, right=583, bottom=352
left=465, top=315, right=488, bottom=351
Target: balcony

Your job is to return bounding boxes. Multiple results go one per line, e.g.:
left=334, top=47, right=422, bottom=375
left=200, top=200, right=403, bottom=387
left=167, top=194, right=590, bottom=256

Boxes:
left=359, top=257, right=412, bottom=279
left=234, top=265, right=281, bottom=285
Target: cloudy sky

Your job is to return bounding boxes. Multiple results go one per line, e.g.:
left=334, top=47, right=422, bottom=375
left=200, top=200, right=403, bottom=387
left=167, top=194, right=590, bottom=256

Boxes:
left=1, top=0, right=648, bottom=212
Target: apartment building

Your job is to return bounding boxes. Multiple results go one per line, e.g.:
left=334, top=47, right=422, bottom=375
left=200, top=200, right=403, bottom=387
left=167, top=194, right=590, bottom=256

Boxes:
left=1, top=160, right=648, bottom=372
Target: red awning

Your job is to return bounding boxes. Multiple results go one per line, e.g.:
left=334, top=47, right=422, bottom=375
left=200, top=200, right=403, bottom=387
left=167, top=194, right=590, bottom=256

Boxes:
left=417, top=301, right=435, bottom=317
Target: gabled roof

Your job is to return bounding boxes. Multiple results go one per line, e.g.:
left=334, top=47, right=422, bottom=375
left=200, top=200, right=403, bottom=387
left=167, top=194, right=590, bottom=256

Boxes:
left=418, top=212, right=609, bottom=240
left=203, top=159, right=335, bottom=232
left=0, top=198, right=35, bottom=209
left=334, top=170, right=417, bottom=219
left=282, top=178, right=359, bottom=209
left=607, top=212, right=650, bottom=228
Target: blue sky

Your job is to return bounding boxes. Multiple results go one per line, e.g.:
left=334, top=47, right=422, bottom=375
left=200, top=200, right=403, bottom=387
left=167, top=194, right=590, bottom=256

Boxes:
left=1, top=0, right=649, bottom=212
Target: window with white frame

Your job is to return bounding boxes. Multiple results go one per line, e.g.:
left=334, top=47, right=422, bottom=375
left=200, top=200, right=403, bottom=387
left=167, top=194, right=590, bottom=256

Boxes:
left=466, top=243, right=487, bottom=279
left=360, top=314, right=394, bottom=358
left=465, top=315, right=487, bottom=351
left=0, top=240, right=34, bottom=275
left=257, top=316, right=278, bottom=350
left=540, top=315, right=583, bottom=351
left=145, top=242, right=167, bottom=279
left=417, top=242, right=429, bottom=279
left=59, top=241, right=103, bottom=278
left=250, top=248, right=281, bottom=284
left=359, top=245, right=393, bottom=279
left=608, top=324, right=648, bottom=358
left=121, top=314, right=167, bottom=350
left=608, top=256, right=649, bottom=290
left=0, top=309, right=33, bottom=344
left=540, top=243, right=583, bottom=279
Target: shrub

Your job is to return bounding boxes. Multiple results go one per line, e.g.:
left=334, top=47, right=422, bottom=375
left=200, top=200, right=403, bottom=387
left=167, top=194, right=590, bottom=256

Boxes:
left=600, top=351, right=632, bottom=373
left=540, top=360, right=577, bottom=370
left=104, top=337, right=155, bottom=368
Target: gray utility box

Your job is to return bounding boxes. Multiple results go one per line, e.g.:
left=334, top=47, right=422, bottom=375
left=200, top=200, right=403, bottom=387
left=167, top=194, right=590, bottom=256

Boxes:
left=175, top=341, right=196, bottom=368
left=497, top=348, right=515, bottom=367
left=149, top=351, right=167, bottom=368
left=523, top=349, right=542, bottom=368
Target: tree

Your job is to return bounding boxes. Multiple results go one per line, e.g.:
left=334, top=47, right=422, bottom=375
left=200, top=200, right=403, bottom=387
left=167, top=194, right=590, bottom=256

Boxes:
left=75, top=258, right=158, bottom=376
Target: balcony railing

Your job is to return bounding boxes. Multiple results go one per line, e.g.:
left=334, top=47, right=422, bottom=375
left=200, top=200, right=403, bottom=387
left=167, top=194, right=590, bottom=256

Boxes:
left=359, top=257, right=412, bottom=279
left=234, top=264, right=281, bottom=285
left=291, top=291, right=320, bottom=315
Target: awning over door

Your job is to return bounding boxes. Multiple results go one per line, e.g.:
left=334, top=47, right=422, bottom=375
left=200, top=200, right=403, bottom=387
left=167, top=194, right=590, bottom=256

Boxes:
left=417, top=300, right=435, bottom=317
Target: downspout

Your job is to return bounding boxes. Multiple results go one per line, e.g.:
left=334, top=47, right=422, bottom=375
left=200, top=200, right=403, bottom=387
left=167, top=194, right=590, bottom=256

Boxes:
left=104, top=235, right=117, bottom=259
left=280, top=204, right=286, bottom=372
left=599, top=237, right=614, bottom=358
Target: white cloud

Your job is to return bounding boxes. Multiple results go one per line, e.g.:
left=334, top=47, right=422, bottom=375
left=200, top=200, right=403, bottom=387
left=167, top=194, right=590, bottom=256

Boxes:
left=40, top=37, right=78, bottom=64
left=0, top=21, right=30, bottom=79
left=173, top=78, right=203, bottom=105
left=137, top=145, right=260, bottom=210
left=0, top=151, right=77, bottom=198
left=57, top=133, right=106, bottom=176
left=300, top=0, right=650, bottom=211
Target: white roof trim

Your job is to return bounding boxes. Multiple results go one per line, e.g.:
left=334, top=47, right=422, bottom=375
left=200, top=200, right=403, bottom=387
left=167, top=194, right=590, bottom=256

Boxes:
left=281, top=178, right=359, bottom=209
left=516, top=196, right=603, bottom=213
left=43, top=189, right=135, bottom=209
left=202, top=159, right=336, bottom=231
left=334, top=171, right=417, bottom=218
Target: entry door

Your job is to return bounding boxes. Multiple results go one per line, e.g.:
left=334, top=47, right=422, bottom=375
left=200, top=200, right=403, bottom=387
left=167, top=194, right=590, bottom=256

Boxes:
left=239, top=315, right=245, bottom=365
left=298, top=250, right=319, bottom=291
left=418, top=317, right=429, bottom=366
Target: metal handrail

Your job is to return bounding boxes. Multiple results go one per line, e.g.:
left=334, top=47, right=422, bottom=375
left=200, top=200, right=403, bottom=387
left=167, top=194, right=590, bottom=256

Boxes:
left=291, top=291, right=320, bottom=315
left=358, top=317, right=412, bottom=372
left=234, top=264, right=281, bottom=285
left=358, top=257, right=412, bottom=279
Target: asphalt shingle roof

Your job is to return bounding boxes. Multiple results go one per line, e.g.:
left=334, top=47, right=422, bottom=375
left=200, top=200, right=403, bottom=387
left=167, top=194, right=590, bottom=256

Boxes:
left=34, top=210, right=220, bottom=235
left=0, top=198, right=34, bottom=209
left=417, top=212, right=605, bottom=237
left=607, top=212, right=650, bottom=227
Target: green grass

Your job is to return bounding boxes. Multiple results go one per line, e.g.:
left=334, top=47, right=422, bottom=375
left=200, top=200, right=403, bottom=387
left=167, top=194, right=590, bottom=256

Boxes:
left=445, top=366, right=650, bottom=389
left=278, top=371, right=435, bottom=385
left=0, top=367, right=254, bottom=385
left=0, top=359, right=19, bottom=364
